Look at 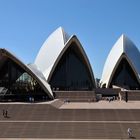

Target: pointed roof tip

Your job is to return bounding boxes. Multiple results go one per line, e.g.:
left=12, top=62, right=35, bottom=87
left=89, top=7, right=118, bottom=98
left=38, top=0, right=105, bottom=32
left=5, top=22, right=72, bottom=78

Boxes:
left=116, top=34, right=138, bottom=53
left=120, top=34, right=127, bottom=40
left=53, top=26, right=65, bottom=34
left=118, top=34, right=129, bottom=47
left=58, top=26, right=63, bottom=29
left=115, top=34, right=126, bottom=47
left=54, top=26, right=64, bottom=35
left=57, top=26, right=70, bottom=44
left=57, top=26, right=64, bottom=32
left=49, top=26, right=70, bottom=44
left=58, top=26, right=66, bottom=36
left=120, top=34, right=130, bottom=41
left=57, top=26, right=67, bottom=34
left=120, top=34, right=134, bottom=44
left=119, top=34, right=130, bottom=52
left=121, top=33, right=126, bottom=37
left=120, top=34, right=125, bottom=43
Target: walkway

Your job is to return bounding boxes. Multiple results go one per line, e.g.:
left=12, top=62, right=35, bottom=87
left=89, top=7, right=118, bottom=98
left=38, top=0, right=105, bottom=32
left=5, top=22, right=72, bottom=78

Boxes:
left=60, top=100, right=140, bottom=109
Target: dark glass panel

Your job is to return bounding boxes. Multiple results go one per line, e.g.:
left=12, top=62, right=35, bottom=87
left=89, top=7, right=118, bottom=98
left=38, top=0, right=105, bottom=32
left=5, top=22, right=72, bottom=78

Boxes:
left=0, top=58, right=49, bottom=101
left=50, top=43, right=94, bottom=90
left=110, top=58, right=140, bottom=89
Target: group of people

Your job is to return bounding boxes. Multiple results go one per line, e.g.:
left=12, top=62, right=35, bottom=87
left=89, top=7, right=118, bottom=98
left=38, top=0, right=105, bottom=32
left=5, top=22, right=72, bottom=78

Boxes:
left=64, top=99, right=70, bottom=103
left=2, top=109, right=8, bottom=118
left=106, top=96, right=116, bottom=102
left=29, top=97, right=34, bottom=102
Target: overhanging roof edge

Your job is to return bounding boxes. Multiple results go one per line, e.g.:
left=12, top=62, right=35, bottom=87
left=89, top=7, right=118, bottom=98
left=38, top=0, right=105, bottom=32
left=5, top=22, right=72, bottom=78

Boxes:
left=0, top=48, right=54, bottom=99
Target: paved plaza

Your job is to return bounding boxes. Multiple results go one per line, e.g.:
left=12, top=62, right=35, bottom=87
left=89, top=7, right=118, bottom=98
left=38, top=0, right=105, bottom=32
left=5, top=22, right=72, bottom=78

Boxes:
left=0, top=100, right=139, bottom=139
left=60, top=100, right=140, bottom=109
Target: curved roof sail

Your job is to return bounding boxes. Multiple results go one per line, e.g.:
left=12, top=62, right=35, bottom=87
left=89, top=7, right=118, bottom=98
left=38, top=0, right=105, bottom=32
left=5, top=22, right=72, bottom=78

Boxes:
left=100, top=34, right=140, bottom=89
left=35, top=27, right=70, bottom=79
left=0, top=49, right=53, bottom=99
left=48, top=35, right=96, bottom=89
left=35, top=27, right=96, bottom=89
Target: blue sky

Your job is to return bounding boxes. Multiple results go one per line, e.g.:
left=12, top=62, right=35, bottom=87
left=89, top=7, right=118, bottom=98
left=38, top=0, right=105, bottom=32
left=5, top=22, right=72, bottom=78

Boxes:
left=0, top=0, right=140, bottom=79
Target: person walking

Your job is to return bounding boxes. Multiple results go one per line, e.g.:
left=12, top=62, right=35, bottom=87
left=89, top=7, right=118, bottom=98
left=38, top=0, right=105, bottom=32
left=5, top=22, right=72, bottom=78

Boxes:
left=127, top=128, right=132, bottom=138
left=5, top=110, right=8, bottom=118
left=2, top=109, right=5, bottom=117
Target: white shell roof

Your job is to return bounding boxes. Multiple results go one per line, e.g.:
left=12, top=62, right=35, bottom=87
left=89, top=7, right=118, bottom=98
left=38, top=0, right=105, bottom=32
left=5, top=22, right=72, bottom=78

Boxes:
left=48, top=35, right=96, bottom=86
left=27, top=63, right=53, bottom=97
left=35, top=27, right=70, bottom=80
left=100, top=34, right=140, bottom=87
left=0, top=49, right=53, bottom=98
left=35, top=27, right=95, bottom=86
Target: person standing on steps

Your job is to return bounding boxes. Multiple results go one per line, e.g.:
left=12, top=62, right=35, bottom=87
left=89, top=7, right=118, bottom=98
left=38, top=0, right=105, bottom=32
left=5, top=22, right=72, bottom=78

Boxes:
left=5, top=110, right=8, bottom=118
left=2, top=109, right=5, bottom=117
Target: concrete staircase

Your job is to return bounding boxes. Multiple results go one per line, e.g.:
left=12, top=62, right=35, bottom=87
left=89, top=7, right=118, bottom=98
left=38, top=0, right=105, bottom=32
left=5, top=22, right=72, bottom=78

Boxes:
left=0, top=103, right=139, bottom=139
left=54, top=91, right=96, bottom=102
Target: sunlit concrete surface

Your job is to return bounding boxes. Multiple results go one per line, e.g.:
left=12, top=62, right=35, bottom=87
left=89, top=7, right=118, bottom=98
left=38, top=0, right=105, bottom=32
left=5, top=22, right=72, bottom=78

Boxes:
left=60, top=100, right=140, bottom=109
left=0, top=138, right=130, bottom=140
left=0, top=138, right=128, bottom=140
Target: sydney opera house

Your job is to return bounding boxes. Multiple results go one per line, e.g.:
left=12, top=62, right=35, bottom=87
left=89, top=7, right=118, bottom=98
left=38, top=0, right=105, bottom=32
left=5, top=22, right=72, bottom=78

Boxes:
left=0, top=27, right=96, bottom=101
left=0, top=27, right=140, bottom=101
left=100, top=34, right=140, bottom=90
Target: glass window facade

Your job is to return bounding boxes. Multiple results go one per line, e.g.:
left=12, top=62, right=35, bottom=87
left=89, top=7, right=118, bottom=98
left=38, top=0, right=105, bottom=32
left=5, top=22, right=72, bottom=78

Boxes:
left=110, top=58, right=140, bottom=89
left=49, top=42, right=95, bottom=91
left=0, top=57, right=49, bottom=101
